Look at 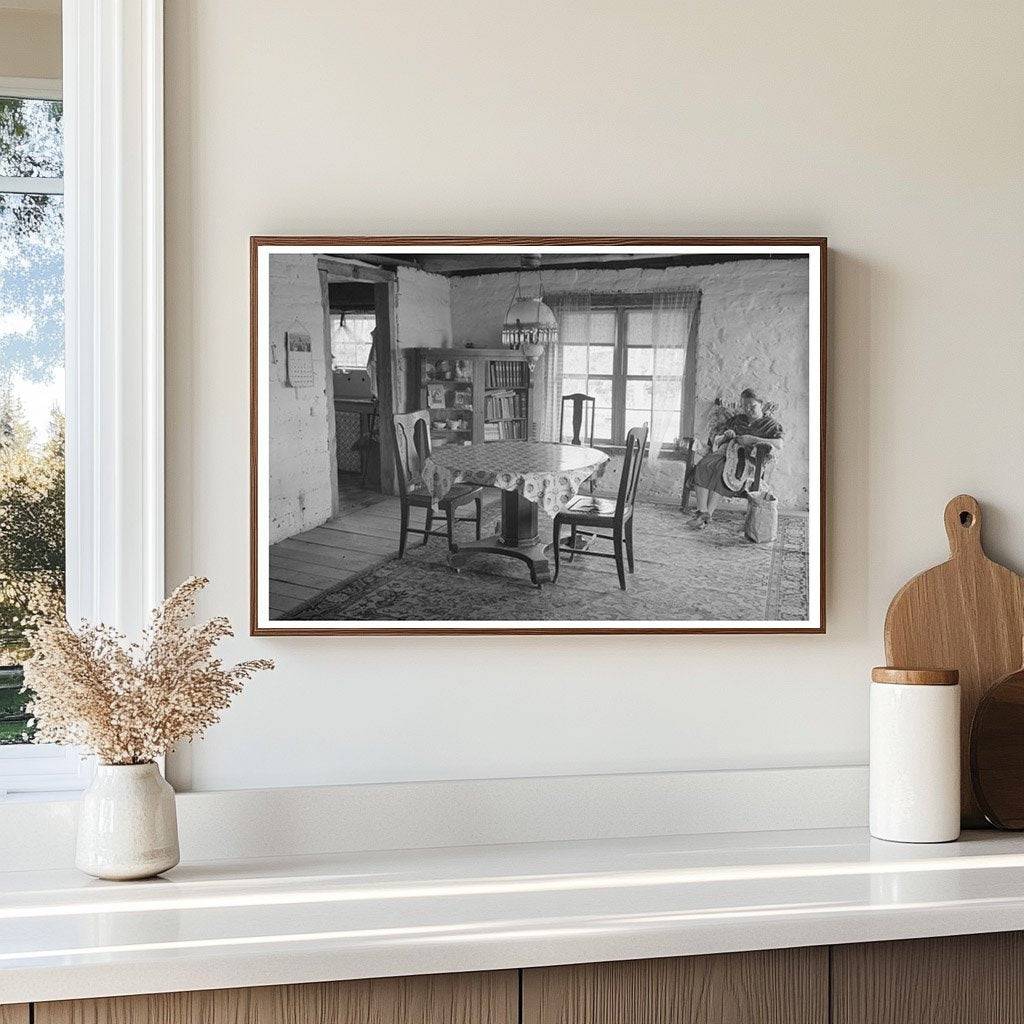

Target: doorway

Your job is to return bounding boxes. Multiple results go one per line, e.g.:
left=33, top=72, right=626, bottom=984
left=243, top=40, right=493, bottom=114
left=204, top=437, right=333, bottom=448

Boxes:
left=328, top=281, right=379, bottom=490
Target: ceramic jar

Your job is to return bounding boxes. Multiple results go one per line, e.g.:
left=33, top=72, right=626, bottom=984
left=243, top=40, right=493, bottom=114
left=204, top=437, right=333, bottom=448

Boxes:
left=869, top=667, right=960, bottom=843
left=76, top=762, right=180, bottom=880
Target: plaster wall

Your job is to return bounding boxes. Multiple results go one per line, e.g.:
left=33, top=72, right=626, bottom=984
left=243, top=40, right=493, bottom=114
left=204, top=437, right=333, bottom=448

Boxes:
left=267, top=254, right=335, bottom=544
left=396, top=266, right=452, bottom=349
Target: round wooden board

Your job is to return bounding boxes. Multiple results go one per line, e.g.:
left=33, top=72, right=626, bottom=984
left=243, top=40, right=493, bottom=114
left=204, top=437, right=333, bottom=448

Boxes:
left=970, top=665, right=1024, bottom=829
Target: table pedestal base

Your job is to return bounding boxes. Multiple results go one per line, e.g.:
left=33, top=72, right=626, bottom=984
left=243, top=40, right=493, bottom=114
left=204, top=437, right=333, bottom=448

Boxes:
left=449, top=488, right=552, bottom=585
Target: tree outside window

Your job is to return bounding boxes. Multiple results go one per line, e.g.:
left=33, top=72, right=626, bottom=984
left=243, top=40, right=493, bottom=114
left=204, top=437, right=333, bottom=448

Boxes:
left=0, top=95, right=65, bottom=744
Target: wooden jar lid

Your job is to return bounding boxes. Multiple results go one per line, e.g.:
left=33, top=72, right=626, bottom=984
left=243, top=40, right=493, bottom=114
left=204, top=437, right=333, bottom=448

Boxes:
left=871, top=667, right=960, bottom=686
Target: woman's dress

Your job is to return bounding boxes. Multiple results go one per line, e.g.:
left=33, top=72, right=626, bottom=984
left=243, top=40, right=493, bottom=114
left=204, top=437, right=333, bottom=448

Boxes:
left=692, top=413, right=783, bottom=497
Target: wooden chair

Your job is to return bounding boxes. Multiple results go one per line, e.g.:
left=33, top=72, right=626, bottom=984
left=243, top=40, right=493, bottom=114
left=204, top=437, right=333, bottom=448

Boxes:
left=559, top=393, right=600, bottom=494
left=391, top=410, right=483, bottom=557
left=552, top=423, right=649, bottom=591
left=559, top=393, right=596, bottom=447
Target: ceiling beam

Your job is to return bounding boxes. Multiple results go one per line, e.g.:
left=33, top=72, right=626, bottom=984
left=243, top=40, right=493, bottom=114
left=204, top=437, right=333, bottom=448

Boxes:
left=438, top=252, right=809, bottom=278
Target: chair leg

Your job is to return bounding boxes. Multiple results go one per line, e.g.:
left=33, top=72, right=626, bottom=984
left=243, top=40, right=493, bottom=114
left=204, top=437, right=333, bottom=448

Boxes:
left=552, top=521, right=562, bottom=582
left=423, top=508, right=433, bottom=545
left=446, top=506, right=456, bottom=551
left=625, top=516, right=635, bottom=573
left=568, top=524, right=577, bottom=561
left=474, top=497, right=482, bottom=540
left=398, top=502, right=409, bottom=558
left=613, top=525, right=627, bottom=590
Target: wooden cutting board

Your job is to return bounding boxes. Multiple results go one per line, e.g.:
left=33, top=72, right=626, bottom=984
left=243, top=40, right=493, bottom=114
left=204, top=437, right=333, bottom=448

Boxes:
left=884, top=494, right=1024, bottom=826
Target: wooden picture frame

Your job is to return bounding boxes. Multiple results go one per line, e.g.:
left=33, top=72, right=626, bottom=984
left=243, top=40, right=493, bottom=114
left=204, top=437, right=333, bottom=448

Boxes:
left=251, top=237, right=827, bottom=635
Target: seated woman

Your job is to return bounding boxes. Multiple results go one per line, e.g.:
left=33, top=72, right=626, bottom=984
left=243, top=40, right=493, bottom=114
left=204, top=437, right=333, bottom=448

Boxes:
left=690, top=387, right=783, bottom=530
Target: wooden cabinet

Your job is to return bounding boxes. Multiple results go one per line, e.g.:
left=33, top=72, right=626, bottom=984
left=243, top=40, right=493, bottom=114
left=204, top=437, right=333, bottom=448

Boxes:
left=522, top=948, right=828, bottom=1024
left=415, top=348, right=530, bottom=447
left=22, top=933, right=1024, bottom=1024
left=832, top=932, right=1024, bottom=1024
left=34, top=971, right=517, bottom=1024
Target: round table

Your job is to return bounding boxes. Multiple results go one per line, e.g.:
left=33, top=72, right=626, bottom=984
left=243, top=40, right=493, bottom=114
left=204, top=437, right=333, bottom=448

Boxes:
left=422, top=440, right=609, bottom=584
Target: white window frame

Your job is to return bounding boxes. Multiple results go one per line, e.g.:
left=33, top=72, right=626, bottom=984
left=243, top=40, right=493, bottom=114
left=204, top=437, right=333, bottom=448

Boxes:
left=0, top=0, right=165, bottom=799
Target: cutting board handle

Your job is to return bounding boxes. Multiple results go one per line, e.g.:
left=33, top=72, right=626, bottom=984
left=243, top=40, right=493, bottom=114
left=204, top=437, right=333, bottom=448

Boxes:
left=944, top=494, right=983, bottom=559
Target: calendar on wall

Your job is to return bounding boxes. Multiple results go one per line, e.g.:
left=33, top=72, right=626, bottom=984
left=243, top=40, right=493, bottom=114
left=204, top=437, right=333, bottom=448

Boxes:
left=284, top=330, right=314, bottom=387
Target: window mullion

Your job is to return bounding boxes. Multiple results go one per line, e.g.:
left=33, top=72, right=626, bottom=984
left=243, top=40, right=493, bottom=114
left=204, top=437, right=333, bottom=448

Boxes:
left=611, top=307, right=627, bottom=443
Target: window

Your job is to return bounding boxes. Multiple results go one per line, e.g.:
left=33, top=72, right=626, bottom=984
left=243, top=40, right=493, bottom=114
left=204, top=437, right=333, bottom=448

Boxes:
left=0, top=82, right=89, bottom=798
left=0, top=91, right=65, bottom=752
left=330, top=310, right=375, bottom=370
left=560, top=308, right=616, bottom=441
left=557, top=295, right=694, bottom=446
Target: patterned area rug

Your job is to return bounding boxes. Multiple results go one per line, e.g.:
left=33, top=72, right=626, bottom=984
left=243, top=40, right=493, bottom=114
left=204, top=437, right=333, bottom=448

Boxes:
left=295, top=503, right=809, bottom=623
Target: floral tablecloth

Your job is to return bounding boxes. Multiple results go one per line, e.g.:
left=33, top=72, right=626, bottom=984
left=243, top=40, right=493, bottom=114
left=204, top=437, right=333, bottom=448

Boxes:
left=423, top=441, right=609, bottom=515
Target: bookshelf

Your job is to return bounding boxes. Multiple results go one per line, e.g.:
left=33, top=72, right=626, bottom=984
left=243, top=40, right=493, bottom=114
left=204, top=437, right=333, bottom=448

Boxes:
left=415, top=348, right=530, bottom=447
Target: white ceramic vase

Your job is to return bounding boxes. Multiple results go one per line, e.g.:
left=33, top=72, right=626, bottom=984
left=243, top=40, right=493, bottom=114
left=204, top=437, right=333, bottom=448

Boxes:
left=76, top=762, right=180, bottom=880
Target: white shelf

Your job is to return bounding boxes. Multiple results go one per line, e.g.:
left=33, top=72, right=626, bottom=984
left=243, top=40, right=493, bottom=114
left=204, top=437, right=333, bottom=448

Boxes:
left=5, top=826, right=1024, bottom=1004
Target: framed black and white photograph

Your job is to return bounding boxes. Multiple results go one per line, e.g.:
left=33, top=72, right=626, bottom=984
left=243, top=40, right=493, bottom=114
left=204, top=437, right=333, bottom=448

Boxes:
left=251, top=237, right=826, bottom=635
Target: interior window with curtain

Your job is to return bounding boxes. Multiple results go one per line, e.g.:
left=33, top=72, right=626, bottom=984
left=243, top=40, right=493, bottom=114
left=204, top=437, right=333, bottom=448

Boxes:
left=0, top=94, right=65, bottom=750
left=547, top=292, right=697, bottom=455
left=330, top=310, right=375, bottom=370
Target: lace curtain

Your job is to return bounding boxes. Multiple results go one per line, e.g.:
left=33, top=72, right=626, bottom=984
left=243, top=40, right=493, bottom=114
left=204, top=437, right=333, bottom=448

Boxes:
left=646, top=290, right=692, bottom=462
left=538, top=293, right=590, bottom=442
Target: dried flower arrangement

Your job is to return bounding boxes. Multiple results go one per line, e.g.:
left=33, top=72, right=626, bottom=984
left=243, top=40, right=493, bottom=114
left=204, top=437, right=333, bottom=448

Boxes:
left=22, top=576, right=273, bottom=765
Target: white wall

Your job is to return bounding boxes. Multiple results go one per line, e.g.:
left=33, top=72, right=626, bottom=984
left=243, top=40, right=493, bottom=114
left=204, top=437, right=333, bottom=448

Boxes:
left=451, top=260, right=811, bottom=508
left=165, top=1, right=1024, bottom=792
left=267, top=254, right=334, bottom=544
left=396, top=266, right=452, bottom=349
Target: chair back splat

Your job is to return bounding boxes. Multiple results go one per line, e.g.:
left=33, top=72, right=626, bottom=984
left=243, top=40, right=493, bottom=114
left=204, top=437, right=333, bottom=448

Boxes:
left=559, top=393, right=597, bottom=447
left=617, top=422, right=649, bottom=512
left=392, top=409, right=432, bottom=498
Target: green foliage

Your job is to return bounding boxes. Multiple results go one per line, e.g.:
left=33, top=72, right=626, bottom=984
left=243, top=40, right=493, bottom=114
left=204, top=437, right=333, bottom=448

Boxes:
left=0, top=666, right=30, bottom=744
left=0, top=394, right=65, bottom=741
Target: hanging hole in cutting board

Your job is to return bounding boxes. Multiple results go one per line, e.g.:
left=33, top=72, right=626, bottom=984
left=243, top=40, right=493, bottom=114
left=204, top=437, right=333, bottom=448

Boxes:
left=960, top=511, right=974, bottom=527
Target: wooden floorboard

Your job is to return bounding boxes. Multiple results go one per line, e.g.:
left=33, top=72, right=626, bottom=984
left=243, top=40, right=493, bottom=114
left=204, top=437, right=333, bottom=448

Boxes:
left=271, top=550, right=377, bottom=579
left=275, top=538, right=386, bottom=570
left=269, top=559, right=353, bottom=589
left=270, top=557, right=354, bottom=581
left=270, top=554, right=382, bottom=585
left=317, top=518, right=402, bottom=541
left=270, top=580, right=322, bottom=602
left=295, top=527, right=398, bottom=556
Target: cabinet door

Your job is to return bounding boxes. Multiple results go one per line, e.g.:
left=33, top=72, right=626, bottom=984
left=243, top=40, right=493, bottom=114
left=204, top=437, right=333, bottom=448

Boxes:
left=832, top=932, right=1024, bottom=1024
left=0, top=1006, right=29, bottom=1024
left=36, top=971, right=517, bottom=1024
left=523, top=948, right=828, bottom=1024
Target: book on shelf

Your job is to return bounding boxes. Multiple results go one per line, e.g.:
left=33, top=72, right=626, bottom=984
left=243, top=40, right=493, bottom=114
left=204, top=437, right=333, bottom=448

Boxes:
left=483, top=389, right=525, bottom=421
left=483, top=419, right=525, bottom=441
left=487, top=359, right=527, bottom=389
